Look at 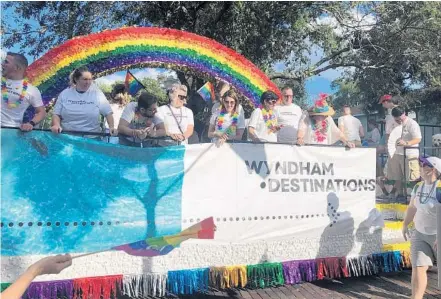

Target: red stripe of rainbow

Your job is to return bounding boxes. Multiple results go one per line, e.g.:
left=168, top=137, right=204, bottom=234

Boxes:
left=26, top=27, right=280, bottom=106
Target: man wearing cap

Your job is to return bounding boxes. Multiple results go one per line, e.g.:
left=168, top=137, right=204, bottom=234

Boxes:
left=274, top=86, right=303, bottom=144
left=402, top=155, right=441, bottom=299
left=387, top=106, right=422, bottom=201
left=1, top=52, right=46, bottom=130
left=338, top=105, right=365, bottom=147
left=379, top=94, right=400, bottom=145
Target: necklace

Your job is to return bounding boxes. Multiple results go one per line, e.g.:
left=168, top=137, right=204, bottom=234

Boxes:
left=2, top=77, right=29, bottom=108
left=261, top=108, right=277, bottom=132
left=418, top=180, right=438, bottom=205
left=217, top=109, right=238, bottom=136
left=312, top=119, right=329, bottom=143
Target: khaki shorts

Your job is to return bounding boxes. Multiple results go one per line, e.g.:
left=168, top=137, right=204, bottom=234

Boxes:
left=411, top=230, right=436, bottom=267
left=386, top=154, right=420, bottom=181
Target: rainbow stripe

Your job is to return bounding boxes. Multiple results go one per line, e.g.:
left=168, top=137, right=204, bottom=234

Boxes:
left=112, top=217, right=215, bottom=257
left=197, top=82, right=215, bottom=103
left=125, top=71, right=143, bottom=96
left=26, top=27, right=280, bottom=106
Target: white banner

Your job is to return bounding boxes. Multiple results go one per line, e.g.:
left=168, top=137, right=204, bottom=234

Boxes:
left=182, top=143, right=381, bottom=243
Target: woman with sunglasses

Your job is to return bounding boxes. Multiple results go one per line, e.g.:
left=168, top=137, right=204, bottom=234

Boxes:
left=208, top=90, right=245, bottom=146
left=118, top=91, right=165, bottom=147
left=248, top=91, right=282, bottom=143
left=157, top=83, right=194, bottom=145
left=402, top=156, right=441, bottom=299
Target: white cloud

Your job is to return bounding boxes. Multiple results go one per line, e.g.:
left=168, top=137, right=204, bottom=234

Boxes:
left=95, top=72, right=125, bottom=85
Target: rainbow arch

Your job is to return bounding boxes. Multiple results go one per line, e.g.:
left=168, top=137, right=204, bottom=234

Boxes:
left=26, top=27, right=280, bottom=106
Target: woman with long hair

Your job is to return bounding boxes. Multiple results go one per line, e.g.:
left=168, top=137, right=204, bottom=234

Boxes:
left=402, top=156, right=441, bottom=299
left=208, top=90, right=245, bottom=146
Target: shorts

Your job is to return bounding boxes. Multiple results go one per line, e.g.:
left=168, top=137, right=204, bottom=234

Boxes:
left=411, top=230, right=437, bottom=267
left=386, top=155, right=420, bottom=181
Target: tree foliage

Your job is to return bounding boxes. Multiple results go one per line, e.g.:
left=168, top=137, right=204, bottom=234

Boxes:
left=2, top=1, right=440, bottom=119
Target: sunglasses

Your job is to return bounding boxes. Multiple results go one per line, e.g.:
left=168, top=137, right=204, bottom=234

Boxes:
left=178, top=95, right=187, bottom=101
left=265, top=99, right=277, bottom=104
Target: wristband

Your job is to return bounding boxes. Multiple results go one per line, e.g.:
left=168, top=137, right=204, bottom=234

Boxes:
left=29, top=120, right=36, bottom=126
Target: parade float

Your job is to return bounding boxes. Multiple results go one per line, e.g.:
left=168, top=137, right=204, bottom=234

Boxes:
left=1, top=27, right=409, bottom=298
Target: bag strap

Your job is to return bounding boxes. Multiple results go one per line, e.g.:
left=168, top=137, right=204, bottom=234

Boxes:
left=167, top=104, right=185, bottom=135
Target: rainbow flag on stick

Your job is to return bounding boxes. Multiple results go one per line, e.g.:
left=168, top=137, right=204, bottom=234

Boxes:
left=197, top=82, right=216, bottom=103
left=125, top=70, right=145, bottom=96
left=112, top=217, right=216, bottom=257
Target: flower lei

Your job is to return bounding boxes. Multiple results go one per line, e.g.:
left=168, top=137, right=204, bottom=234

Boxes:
left=312, top=118, right=329, bottom=143
left=217, top=109, right=238, bottom=136
left=261, top=108, right=277, bottom=133
left=2, top=77, right=29, bottom=108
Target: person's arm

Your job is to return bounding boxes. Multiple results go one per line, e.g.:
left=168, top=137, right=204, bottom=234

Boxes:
left=183, top=124, right=194, bottom=140
left=247, top=110, right=261, bottom=142
left=338, top=117, right=345, bottom=134
left=152, top=122, right=166, bottom=137
left=51, top=114, right=62, bottom=134
left=105, top=113, right=117, bottom=136
left=359, top=122, right=365, bottom=139
left=20, top=106, right=47, bottom=132
left=207, top=123, right=217, bottom=139
left=248, top=127, right=260, bottom=142
left=402, top=196, right=417, bottom=241
left=117, top=119, right=135, bottom=137
left=234, top=128, right=245, bottom=140
left=1, top=254, right=72, bottom=299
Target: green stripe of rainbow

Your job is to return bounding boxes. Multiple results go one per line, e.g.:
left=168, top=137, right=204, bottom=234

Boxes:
left=26, top=27, right=280, bottom=106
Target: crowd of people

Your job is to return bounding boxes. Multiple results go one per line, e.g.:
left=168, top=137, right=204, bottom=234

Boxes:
left=1, top=52, right=440, bottom=299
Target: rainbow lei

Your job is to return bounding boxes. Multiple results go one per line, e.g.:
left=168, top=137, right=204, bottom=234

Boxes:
left=312, top=119, right=329, bottom=143
left=261, top=108, right=277, bottom=133
left=217, top=109, right=239, bottom=136
left=2, top=77, right=29, bottom=108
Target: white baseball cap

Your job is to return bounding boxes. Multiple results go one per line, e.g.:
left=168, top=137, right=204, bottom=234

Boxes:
left=419, top=156, right=441, bottom=173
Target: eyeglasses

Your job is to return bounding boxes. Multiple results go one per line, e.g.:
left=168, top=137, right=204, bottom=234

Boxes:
left=265, top=99, right=277, bottom=104
left=283, top=95, right=293, bottom=98
left=178, top=95, right=187, bottom=101
left=224, top=100, right=235, bottom=105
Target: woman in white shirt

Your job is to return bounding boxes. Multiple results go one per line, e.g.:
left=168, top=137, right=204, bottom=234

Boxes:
left=402, top=156, right=441, bottom=299
left=248, top=91, right=282, bottom=143
left=156, top=83, right=194, bottom=145
left=208, top=90, right=245, bottom=146
left=51, top=66, right=117, bottom=137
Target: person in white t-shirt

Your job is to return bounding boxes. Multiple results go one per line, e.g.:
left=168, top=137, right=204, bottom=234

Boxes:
left=118, top=92, right=165, bottom=147
left=402, top=156, right=441, bottom=299
left=379, top=94, right=400, bottom=145
left=367, top=119, right=381, bottom=145
left=105, top=83, right=131, bottom=130
left=248, top=91, right=282, bottom=143
left=157, top=83, right=194, bottom=145
left=1, top=52, right=46, bottom=131
left=297, top=94, right=354, bottom=147
left=338, top=105, right=364, bottom=147
left=208, top=89, right=245, bottom=146
left=387, top=106, right=422, bottom=201
left=51, top=66, right=117, bottom=136
left=274, top=86, right=302, bottom=144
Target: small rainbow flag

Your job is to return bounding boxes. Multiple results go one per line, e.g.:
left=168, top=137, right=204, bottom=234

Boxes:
left=112, top=217, right=216, bottom=257
left=125, top=70, right=144, bottom=96
left=197, top=82, right=216, bottom=103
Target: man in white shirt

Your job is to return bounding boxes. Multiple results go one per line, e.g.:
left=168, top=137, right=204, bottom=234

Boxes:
left=1, top=52, right=46, bottom=131
left=274, top=86, right=302, bottom=144
left=338, top=105, right=364, bottom=147
left=118, top=92, right=165, bottom=147
left=157, top=83, right=194, bottom=145
left=387, top=106, right=422, bottom=201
